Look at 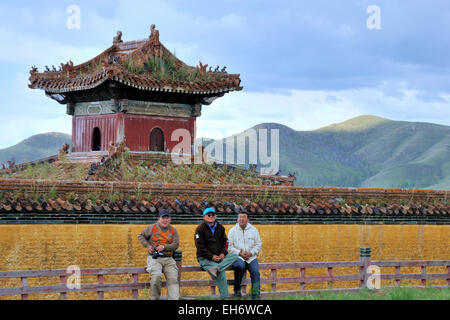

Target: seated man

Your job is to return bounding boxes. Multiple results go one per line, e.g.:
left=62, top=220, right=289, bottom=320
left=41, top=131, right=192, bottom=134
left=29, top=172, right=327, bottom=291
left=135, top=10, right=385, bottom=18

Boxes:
left=138, top=209, right=180, bottom=300
left=194, top=208, right=238, bottom=299
left=228, top=212, right=262, bottom=299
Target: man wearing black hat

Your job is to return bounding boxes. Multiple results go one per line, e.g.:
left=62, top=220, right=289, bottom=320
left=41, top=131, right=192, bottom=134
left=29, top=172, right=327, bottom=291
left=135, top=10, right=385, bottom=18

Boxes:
left=138, top=209, right=180, bottom=300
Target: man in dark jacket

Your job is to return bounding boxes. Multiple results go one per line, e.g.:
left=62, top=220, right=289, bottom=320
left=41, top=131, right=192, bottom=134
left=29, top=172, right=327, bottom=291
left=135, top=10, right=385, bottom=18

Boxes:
left=194, top=208, right=238, bottom=299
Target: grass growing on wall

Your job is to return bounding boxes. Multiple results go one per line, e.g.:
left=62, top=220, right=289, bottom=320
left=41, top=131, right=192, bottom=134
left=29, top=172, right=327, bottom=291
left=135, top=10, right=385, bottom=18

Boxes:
left=0, top=152, right=264, bottom=186
left=124, top=54, right=222, bottom=83
left=267, top=287, right=450, bottom=300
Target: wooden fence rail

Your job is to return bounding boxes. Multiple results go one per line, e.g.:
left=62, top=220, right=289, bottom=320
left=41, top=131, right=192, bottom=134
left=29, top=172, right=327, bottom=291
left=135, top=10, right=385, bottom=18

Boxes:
left=0, top=248, right=448, bottom=299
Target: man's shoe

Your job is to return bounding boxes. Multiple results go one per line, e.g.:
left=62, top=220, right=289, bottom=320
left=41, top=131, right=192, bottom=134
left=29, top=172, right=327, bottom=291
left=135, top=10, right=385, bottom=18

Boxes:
left=207, top=267, right=219, bottom=280
left=234, top=291, right=242, bottom=298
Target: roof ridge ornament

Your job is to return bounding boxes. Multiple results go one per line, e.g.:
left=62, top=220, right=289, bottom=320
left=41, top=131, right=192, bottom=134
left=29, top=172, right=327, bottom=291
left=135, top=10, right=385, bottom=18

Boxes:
left=29, top=65, right=38, bottom=75
left=61, top=60, right=75, bottom=76
left=149, top=24, right=160, bottom=43
left=198, top=61, right=208, bottom=74
left=113, top=31, right=123, bottom=45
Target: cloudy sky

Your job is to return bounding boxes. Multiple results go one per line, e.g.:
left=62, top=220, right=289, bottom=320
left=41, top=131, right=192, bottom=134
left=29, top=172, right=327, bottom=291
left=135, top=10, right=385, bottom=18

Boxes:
left=0, top=0, right=449, bottom=147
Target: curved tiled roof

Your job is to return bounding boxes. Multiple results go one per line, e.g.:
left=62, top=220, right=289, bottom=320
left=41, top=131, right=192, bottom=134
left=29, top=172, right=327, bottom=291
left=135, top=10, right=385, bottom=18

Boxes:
left=0, top=197, right=448, bottom=219
left=28, top=26, right=243, bottom=96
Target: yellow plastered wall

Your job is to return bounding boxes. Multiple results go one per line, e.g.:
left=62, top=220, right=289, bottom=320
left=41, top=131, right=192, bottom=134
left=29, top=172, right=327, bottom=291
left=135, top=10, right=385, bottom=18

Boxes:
left=0, top=224, right=448, bottom=299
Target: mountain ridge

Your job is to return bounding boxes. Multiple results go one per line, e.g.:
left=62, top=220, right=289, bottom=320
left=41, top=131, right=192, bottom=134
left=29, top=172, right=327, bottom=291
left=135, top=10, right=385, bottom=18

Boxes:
left=208, top=116, right=450, bottom=189
left=315, top=115, right=392, bottom=132
left=0, top=132, right=71, bottom=166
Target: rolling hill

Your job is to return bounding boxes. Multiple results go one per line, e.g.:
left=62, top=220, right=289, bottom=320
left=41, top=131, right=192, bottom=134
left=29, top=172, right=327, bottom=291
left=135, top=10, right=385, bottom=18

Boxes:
left=0, top=132, right=71, bottom=166
left=202, top=115, right=450, bottom=190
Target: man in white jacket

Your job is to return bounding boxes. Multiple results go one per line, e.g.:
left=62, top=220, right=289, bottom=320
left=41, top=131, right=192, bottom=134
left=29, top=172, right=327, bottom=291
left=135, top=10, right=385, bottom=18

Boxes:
left=228, top=212, right=262, bottom=299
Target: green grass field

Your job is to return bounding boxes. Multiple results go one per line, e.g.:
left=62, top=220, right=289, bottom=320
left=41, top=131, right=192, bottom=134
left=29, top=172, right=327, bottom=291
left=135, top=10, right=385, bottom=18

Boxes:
left=194, top=287, right=449, bottom=300
left=266, top=287, right=450, bottom=300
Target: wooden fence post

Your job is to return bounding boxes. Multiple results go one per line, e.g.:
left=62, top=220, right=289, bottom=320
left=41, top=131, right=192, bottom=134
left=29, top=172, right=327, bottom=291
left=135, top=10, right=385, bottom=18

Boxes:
left=360, top=247, right=371, bottom=289
left=270, top=268, right=277, bottom=293
left=420, top=265, right=426, bottom=287
left=174, top=250, right=182, bottom=298
left=174, top=250, right=182, bottom=283
left=20, top=277, right=28, bottom=300
left=131, top=274, right=138, bottom=299
left=300, top=267, right=306, bottom=291
left=327, top=267, right=334, bottom=290
left=241, top=273, right=247, bottom=296
left=60, top=275, right=67, bottom=300
left=447, top=265, right=450, bottom=287
left=395, top=266, right=401, bottom=287
left=97, top=274, right=105, bottom=300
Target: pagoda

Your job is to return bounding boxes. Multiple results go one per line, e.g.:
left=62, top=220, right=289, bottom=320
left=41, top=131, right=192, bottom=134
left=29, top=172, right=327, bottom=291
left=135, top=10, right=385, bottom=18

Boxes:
left=28, top=25, right=242, bottom=154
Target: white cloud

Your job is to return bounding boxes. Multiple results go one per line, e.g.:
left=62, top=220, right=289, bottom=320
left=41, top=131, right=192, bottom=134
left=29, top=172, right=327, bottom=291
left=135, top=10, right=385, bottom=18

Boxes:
left=220, top=13, right=248, bottom=30
left=8, top=72, right=66, bottom=119
left=0, top=29, right=102, bottom=68
left=197, top=90, right=362, bottom=139
left=0, top=71, right=70, bottom=148
left=197, top=86, right=450, bottom=140
left=0, top=113, right=71, bottom=149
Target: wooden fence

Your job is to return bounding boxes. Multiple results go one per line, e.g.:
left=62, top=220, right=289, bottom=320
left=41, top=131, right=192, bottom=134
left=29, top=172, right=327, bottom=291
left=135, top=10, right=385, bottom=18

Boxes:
left=0, top=248, right=448, bottom=300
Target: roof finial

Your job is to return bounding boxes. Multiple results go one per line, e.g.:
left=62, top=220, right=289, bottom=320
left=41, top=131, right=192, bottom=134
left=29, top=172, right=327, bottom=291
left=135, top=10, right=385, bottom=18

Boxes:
left=198, top=61, right=208, bottom=74
left=113, top=31, right=123, bottom=45
left=149, top=24, right=160, bottom=43
left=61, top=60, right=74, bottom=76
left=29, top=65, right=38, bottom=75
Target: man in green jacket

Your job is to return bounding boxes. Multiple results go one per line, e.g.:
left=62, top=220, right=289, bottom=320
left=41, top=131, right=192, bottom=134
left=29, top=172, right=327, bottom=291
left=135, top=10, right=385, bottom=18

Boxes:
left=194, top=208, right=238, bottom=299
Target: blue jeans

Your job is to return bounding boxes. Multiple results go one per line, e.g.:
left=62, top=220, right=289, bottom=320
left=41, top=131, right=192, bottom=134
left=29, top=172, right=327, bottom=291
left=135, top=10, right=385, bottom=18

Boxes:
left=233, top=258, right=260, bottom=299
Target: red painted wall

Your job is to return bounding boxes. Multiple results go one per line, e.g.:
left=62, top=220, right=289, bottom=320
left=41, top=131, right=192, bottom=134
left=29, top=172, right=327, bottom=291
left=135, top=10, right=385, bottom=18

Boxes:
left=123, top=114, right=195, bottom=153
left=72, top=113, right=195, bottom=153
left=72, top=114, right=119, bottom=152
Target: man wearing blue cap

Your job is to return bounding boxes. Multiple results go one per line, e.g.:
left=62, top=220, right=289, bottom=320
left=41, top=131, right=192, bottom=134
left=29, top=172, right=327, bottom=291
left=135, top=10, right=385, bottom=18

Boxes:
left=194, top=207, right=238, bottom=299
